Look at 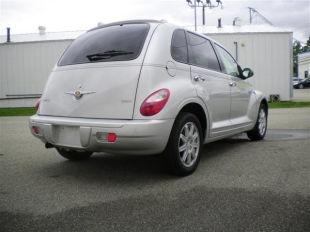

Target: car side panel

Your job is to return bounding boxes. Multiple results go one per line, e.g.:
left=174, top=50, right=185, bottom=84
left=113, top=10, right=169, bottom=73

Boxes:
left=133, top=23, right=198, bottom=121
left=133, top=64, right=197, bottom=120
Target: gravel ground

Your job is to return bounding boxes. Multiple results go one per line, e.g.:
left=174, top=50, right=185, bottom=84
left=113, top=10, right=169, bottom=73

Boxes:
left=1, top=108, right=310, bottom=232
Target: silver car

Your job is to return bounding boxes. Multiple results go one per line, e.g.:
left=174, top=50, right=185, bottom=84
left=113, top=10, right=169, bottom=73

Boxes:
left=30, top=20, right=268, bottom=176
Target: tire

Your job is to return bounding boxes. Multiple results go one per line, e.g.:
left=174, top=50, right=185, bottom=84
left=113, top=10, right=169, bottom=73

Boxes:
left=299, top=84, right=304, bottom=89
left=164, top=112, right=203, bottom=176
left=247, top=103, right=268, bottom=141
left=56, top=148, right=93, bottom=161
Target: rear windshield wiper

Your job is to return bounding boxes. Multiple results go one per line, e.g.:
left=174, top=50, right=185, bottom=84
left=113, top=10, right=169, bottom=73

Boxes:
left=86, top=50, right=134, bottom=61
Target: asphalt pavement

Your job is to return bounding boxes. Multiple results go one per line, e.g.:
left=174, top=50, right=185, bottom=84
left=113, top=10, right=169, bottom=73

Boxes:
left=293, top=89, right=310, bottom=102
left=1, top=108, right=310, bottom=232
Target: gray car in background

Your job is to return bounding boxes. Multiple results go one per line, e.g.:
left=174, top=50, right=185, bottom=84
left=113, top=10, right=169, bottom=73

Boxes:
left=29, top=20, right=268, bottom=176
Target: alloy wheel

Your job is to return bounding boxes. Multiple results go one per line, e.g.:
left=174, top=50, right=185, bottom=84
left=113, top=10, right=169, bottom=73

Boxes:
left=258, top=109, right=267, bottom=136
left=178, top=122, right=200, bottom=167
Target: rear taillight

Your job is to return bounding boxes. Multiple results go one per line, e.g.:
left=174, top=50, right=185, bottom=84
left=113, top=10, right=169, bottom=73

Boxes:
left=34, top=98, right=41, bottom=112
left=140, top=89, right=170, bottom=116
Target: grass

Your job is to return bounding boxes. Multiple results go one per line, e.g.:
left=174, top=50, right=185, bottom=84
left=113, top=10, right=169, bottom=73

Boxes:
left=268, top=101, right=310, bottom=109
left=0, top=101, right=310, bottom=116
left=0, top=107, right=36, bottom=116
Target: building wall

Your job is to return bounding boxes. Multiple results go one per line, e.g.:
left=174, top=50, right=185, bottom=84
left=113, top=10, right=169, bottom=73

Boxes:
left=206, top=32, right=293, bottom=101
left=298, top=54, right=310, bottom=79
left=0, top=40, right=71, bottom=107
left=0, top=31, right=293, bottom=107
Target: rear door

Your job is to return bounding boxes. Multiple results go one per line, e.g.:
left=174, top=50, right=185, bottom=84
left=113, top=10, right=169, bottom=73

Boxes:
left=39, top=23, right=153, bottom=119
left=187, top=32, right=232, bottom=136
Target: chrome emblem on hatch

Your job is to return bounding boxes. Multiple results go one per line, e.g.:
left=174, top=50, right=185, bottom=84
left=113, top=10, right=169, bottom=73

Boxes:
left=65, top=84, right=96, bottom=100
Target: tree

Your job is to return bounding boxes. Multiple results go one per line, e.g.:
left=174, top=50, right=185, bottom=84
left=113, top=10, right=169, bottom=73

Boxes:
left=302, top=36, right=310, bottom=52
left=293, top=41, right=303, bottom=76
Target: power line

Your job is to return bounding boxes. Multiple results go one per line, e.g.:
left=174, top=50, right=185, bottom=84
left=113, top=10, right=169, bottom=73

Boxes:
left=186, top=0, right=223, bottom=31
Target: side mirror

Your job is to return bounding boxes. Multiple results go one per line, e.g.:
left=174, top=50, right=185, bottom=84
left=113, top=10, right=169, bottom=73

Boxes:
left=242, top=68, right=254, bottom=79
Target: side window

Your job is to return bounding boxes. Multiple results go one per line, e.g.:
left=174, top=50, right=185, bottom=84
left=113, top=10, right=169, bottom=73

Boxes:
left=171, top=29, right=188, bottom=63
left=215, top=44, right=240, bottom=77
left=187, top=32, right=221, bottom=72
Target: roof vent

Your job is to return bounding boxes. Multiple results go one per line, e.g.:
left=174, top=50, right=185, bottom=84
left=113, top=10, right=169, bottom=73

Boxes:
left=6, top=27, right=11, bottom=43
left=233, top=17, right=242, bottom=26
left=38, top=26, right=46, bottom=35
left=217, top=18, right=222, bottom=28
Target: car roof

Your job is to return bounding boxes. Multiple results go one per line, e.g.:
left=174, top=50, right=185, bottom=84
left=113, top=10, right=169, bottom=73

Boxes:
left=87, top=19, right=221, bottom=48
left=88, top=19, right=164, bottom=32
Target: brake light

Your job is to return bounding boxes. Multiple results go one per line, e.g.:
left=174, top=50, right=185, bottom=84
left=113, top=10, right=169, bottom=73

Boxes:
left=34, top=98, right=41, bottom=111
left=107, top=133, right=117, bottom=143
left=140, top=89, right=170, bottom=116
left=96, top=132, right=118, bottom=143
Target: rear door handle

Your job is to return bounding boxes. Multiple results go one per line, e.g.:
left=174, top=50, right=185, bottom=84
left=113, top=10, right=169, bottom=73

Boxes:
left=193, top=75, right=205, bottom=82
left=229, top=82, right=237, bottom=87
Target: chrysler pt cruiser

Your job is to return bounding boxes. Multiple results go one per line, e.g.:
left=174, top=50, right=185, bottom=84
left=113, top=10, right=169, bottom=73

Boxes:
left=30, top=20, right=268, bottom=176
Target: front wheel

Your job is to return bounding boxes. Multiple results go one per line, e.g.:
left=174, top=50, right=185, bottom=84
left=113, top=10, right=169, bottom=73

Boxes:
left=299, top=84, right=304, bottom=89
left=164, top=113, right=203, bottom=176
left=247, top=103, right=268, bottom=141
left=56, top=148, right=93, bottom=161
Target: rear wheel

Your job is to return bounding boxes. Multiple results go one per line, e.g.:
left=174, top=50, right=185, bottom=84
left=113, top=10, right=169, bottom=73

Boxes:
left=56, top=148, right=93, bottom=161
left=164, top=113, right=203, bottom=176
left=247, top=103, right=268, bottom=141
left=299, top=84, right=304, bottom=89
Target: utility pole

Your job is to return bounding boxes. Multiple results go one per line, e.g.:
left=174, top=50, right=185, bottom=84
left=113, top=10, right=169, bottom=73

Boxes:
left=249, top=7, right=252, bottom=24
left=202, top=5, right=205, bottom=25
left=186, top=0, right=223, bottom=31
left=194, top=0, right=197, bottom=31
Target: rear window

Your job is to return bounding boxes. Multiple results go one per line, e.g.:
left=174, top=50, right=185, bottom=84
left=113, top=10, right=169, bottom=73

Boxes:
left=171, top=29, right=188, bottom=63
left=58, top=23, right=150, bottom=66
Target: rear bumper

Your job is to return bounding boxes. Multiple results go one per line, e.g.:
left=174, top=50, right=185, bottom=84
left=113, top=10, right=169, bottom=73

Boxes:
left=29, top=115, right=174, bottom=155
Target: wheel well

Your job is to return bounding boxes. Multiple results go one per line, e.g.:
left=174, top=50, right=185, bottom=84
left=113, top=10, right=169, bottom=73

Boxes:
left=178, top=103, right=207, bottom=139
left=261, top=98, right=268, bottom=115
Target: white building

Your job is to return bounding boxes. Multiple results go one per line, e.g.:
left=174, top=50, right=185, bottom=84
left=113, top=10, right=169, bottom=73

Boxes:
left=201, top=25, right=293, bottom=101
left=298, top=51, right=310, bottom=80
left=0, top=30, right=82, bottom=107
left=0, top=24, right=293, bottom=108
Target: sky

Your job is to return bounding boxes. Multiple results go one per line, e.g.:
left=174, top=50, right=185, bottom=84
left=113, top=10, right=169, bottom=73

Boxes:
left=1, top=0, right=309, bottom=43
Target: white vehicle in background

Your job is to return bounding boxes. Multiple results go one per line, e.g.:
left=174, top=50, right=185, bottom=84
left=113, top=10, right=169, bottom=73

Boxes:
left=30, top=20, right=268, bottom=176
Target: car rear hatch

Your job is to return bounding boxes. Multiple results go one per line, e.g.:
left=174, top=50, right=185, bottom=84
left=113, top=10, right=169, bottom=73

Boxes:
left=39, top=22, right=156, bottom=119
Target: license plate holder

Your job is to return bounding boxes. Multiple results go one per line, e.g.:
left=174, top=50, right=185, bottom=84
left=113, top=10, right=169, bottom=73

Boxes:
left=54, top=125, right=81, bottom=147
